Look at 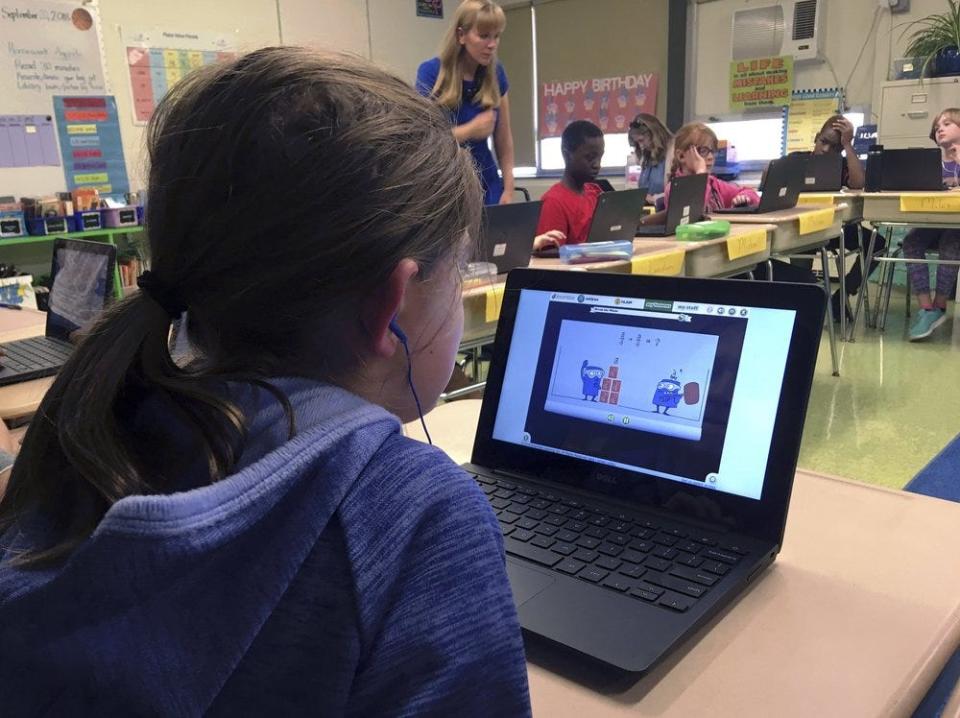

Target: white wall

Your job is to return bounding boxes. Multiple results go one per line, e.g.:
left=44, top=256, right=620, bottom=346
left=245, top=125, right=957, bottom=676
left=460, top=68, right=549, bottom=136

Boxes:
left=279, top=0, right=369, bottom=56
left=368, top=0, right=458, bottom=84
left=689, top=0, right=949, bottom=119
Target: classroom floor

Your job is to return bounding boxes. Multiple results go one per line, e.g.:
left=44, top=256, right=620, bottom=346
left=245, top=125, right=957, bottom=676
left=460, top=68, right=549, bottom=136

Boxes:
left=799, top=285, right=960, bottom=489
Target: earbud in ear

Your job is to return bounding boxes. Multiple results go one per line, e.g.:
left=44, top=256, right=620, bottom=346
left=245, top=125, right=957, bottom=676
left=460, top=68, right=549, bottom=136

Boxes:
left=389, top=318, right=408, bottom=346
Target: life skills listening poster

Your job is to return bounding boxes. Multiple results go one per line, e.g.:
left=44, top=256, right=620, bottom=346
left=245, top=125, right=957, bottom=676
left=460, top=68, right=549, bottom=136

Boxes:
left=53, top=95, right=129, bottom=198
left=539, top=74, right=658, bottom=139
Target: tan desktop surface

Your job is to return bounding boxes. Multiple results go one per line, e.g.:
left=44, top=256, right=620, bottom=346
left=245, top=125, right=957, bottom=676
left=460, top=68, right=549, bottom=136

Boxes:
left=0, top=308, right=54, bottom=419
left=406, top=400, right=960, bottom=718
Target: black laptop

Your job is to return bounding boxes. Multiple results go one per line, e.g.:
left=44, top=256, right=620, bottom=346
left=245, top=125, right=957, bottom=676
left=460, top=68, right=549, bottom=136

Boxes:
left=712, top=154, right=805, bottom=215
left=0, top=238, right=115, bottom=386
left=800, top=152, right=843, bottom=192
left=479, top=201, right=542, bottom=274
left=876, top=148, right=944, bottom=191
left=635, top=173, right=708, bottom=237
left=585, top=188, right=647, bottom=243
left=464, top=269, right=824, bottom=673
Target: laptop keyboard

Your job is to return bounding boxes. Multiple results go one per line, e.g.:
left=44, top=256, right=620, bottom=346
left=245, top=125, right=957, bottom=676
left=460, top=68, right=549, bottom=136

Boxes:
left=0, top=337, right=72, bottom=374
left=472, top=473, right=747, bottom=613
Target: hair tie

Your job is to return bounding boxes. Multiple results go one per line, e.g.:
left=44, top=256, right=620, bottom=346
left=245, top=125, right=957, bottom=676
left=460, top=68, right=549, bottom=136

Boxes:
left=137, top=271, right=187, bottom=319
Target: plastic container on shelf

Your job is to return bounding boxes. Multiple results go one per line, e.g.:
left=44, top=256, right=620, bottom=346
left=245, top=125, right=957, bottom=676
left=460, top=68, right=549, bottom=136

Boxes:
left=26, top=215, right=78, bottom=236
left=0, top=210, right=26, bottom=238
left=74, top=210, right=103, bottom=231
left=101, top=206, right=140, bottom=228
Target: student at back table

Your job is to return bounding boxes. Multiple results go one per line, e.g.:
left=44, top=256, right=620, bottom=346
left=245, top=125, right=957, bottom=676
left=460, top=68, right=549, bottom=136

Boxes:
left=0, top=47, right=530, bottom=716
left=534, top=120, right=605, bottom=249
left=903, top=107, right=960, bottom=341
left=794, top=115, right=879, bottom=321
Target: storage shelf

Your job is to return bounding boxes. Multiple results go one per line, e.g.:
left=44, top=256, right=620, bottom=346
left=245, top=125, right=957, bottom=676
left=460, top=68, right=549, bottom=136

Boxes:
left=0, top=226, right=144, bottom=247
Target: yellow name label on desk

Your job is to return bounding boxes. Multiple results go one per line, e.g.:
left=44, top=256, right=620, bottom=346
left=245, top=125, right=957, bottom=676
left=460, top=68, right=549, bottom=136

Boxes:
left=631, top=250, right=685, bottom=276
left=798, top=208, right=835, bottom=235
left=485, top=285, right=503, bottom=323
left=899, top=194, right=960, bottom=213
left=797, top=195, right=833, bottom=206
left=726, top=229, right=767, bottom=260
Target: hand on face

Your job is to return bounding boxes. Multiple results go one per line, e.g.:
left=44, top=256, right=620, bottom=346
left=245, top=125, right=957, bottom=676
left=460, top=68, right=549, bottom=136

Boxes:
left=680, top=146, right=708, bottom=175
left=832, top=117, right=854, bottom=146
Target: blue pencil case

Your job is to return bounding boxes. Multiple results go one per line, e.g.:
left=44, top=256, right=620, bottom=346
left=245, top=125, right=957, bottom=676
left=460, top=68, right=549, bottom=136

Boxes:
left=559, top=240, right=633, bottom=264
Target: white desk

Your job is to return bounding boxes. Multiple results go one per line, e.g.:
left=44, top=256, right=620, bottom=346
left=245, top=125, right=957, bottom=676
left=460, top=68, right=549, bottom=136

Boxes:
left=407, top=400, right=960, bottom=718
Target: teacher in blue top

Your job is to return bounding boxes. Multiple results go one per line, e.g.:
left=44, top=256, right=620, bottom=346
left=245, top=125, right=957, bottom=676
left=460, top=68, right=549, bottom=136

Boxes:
left=417, top=0, right=515, bottom=205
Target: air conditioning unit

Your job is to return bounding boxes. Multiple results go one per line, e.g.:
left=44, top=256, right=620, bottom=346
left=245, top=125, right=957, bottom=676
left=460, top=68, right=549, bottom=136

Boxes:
left=731, top=0, right=824, bottom=63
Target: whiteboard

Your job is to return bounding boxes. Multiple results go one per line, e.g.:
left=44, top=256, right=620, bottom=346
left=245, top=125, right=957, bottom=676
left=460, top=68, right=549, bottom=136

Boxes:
left=0, top=1, right=108, bottom=194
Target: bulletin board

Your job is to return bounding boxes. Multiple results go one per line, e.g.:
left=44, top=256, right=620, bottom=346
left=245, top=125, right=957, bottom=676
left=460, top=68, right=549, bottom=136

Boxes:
left=0, top=1, right=110, bottom=193
left=783, top=88, right=842, bottom=155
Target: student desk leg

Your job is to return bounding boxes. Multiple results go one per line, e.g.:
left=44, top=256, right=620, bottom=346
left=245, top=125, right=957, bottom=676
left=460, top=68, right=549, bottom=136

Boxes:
left=820, top=245, right=840, bottom=376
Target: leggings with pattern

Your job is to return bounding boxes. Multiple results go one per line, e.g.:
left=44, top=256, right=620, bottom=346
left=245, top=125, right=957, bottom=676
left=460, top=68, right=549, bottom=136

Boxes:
left=902, top=228, right=960, bottom=298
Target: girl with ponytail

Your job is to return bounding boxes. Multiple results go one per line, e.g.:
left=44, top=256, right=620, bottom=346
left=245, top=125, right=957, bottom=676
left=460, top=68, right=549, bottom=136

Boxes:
left=0, top=47, right=530, bottom=715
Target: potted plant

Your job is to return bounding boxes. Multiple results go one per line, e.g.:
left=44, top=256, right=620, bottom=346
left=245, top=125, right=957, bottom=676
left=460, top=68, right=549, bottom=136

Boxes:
left=901, top=0, right=960, bottom=78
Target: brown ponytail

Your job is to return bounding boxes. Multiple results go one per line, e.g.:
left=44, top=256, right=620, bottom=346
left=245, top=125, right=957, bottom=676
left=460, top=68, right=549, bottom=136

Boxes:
left=0, top=47, right=481, bottom=566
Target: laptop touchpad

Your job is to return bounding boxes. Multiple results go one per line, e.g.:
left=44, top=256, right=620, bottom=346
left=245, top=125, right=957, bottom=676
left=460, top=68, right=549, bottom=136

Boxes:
left=507, top=560, right=556, bottom=606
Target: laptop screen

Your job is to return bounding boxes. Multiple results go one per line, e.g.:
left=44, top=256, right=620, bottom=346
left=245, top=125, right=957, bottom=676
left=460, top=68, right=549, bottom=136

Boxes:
left=491, top=289, right=796, bottom=501
left=47, top=245, right=112, bottom=341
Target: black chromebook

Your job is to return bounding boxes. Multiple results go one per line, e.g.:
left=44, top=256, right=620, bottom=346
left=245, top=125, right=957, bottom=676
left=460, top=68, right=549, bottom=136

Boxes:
left=464, top=269, right=824, bottom=673
left=0, top=238, right=115, bottom=386
left=478, top=201, right=542, bottom=274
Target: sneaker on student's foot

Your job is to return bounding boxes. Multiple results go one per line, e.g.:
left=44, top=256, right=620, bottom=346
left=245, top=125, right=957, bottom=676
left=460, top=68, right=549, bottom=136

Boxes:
left=909, top=308, right=947, bottom=341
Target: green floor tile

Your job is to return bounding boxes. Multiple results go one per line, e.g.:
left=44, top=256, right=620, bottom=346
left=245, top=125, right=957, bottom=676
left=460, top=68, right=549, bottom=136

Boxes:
left=798, top=286, right=960, bottom=489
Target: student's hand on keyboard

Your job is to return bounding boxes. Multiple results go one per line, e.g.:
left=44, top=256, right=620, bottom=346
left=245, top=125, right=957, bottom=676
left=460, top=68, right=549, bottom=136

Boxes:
left=731, top=192, right=753, bottom=207
left=533, top=230, right=565, bottom=250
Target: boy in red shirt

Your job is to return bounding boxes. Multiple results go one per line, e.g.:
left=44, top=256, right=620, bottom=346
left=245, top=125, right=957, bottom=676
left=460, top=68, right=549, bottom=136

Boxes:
left=534, top=120, right=605, bottom=249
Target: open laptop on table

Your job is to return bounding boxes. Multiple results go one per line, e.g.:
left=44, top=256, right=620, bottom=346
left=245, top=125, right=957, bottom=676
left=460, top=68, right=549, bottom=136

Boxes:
left=635, top=173, right=708, bottom=237
left=464, top=268, right=824, bottom=673
left=712, top=154, right=805, bottom=215
left=478, top=201, right=542, bottom=274
left=0, top=238, right=115, bottom=386
left=800, top=152, right=843, bottom=192
left=585, top=188, right=647, bottom=243
left=876, top=148, right=944, bottom=191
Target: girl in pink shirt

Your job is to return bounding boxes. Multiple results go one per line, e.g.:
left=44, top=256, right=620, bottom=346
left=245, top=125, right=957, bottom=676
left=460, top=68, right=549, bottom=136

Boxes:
left=664, top=122, right=758, bottom=212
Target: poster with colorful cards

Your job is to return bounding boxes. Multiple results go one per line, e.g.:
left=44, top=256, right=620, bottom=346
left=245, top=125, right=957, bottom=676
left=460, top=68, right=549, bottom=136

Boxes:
left=539, top=74, right=658, bottom=139
left=123, top=28, right=237, bottom=124
left=53, top=95, right=128, bottom=198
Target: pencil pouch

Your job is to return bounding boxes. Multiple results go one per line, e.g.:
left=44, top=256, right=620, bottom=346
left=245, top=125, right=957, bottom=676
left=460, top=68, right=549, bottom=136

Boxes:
left=674, top=220, right=731, bottom=241
left=559, top=240, right=633, bottom=264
